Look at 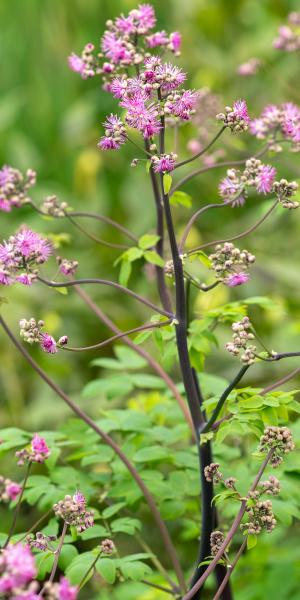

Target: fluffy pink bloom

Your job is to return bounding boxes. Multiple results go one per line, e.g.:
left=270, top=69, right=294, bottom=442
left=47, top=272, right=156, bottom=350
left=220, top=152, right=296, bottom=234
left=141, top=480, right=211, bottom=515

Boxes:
left=0, top=197, right=11, bottom=212
left=0, top=165, right=36, bottom=212
left=0, top=544, right=37, bottom=592
left=219, top=177, right=242, bottom=203
left=31, top=434, right=50, bottom=459
left=146, top=30, right=168, bottom=48
left=262, top=104, right=281, bottom=122
left=58, top=577, right=78, bottom=600
left=110, top=76, right=129, bottom=98
left=6, top=482, right=22, bottom=501
left=130, top=4, right=156, bottom=33
left=98, top=114, right=127, bottom=150
left=0, top=268, right=11, bottom=286
left=68, top=53, right=85, bottom=76
left=237, top=58, right=260, bottom=76
left=101, top=31, right=131, bottom=64
left=121, top=92, right=160, bottom=137
left=226, top=272, right=249, bottom=287
left=256, top=165, right=276, bottom=194
left=152, top=155, right=176, bottom=173
left=16, top=273, right=34, bottom=286
left=14, top=228, right=53, bottom=263
left=169, top=31, right=181, bottom=54
left=233, top=99, right=250, bottom=124
left=115, top=14, right=136, bottom=35
left=40, top=333, right=58, bottom=354
left=73, top=490, right=86, bottom=507
left=249, top=118, right=267, bottom=138
left=167, top=89, right=199, bottom=120
left=156, top=63, right=186, bottom=92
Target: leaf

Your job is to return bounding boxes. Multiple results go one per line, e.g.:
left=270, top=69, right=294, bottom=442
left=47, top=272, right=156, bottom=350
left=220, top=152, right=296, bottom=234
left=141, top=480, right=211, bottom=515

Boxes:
left=133, top=330, right=153, bottom=344
left=35, top=551, right=54, bottom=579
left=138, top=234, right=160, bottom=250
left=111, top=517, right=142, bottom=535
left=114, top=346, right=147, bottom=369
left=81, top=446, right=114, bottom=465
left=129, top=373, right=166, bottom=389
left=96, top=558, right=117, bottom=584
left=80, top=524, right=108, bottom=540
left=170, top=190, right=192, bottom=208
left=53, top=286, right=68, bottom=295
left=58, top=544, right=78, bottom=570
left=163, top=173, right=172, bottom=194
left=66, top=552, right=97, bottom=585
left=82, top=376, right=134, bottom=400
left=124, top=247, right=144, bottom=262
left=120, top=559, right=152, bottom=581
left=133, top=446, right=170, bottom=462
left=195, top=251, right=211, bottom=268
left=119, top=260, right=132, bottom=286
left=143, top=250, right=164, bottom=267
left=247, top=534, right=257, bottom=550
left=102, top=502, right=126, bottom=519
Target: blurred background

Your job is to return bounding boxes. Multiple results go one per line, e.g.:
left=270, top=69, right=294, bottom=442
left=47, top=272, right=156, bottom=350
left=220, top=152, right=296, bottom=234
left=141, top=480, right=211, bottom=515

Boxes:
left=0, top=1, right=300, bottom=597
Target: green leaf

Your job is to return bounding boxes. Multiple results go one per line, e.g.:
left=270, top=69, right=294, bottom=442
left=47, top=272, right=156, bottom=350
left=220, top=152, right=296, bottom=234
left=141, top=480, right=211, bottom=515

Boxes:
left=80, top=524, right=109, bottom=540
left=195, top=251, right=211, bottom=268
left=138, top=234, right=160, bottom=250
left=129, top=373, right=166, bottom=389
left=143, top=250, right=164, bottom=267
left=119, top=260, right=132, bottom=286
left=163, top=173, right=172, bottom=194
left=102, top=502, right=126, bottom=519
left=111, top=517, right=142, bottom=535
left=96, top=558, right=117, bottom=584
left=114, top=346, right=147, bottom=369
left=58, top=544, right=78, bottom=570
left=66, top=552, right=97, bottom=585
left=133, top=446, right=170, bottom=462
left=35, top=551, right=54, bottom=579
left=247, top=534, right=257, bottom=550
left=124, top=247, right=144, bottom=262
left=120, top=559, right=152, bottom=581
left=53, top=286, right=68, bottom=295
left=170, top=190, right=192, bottom=208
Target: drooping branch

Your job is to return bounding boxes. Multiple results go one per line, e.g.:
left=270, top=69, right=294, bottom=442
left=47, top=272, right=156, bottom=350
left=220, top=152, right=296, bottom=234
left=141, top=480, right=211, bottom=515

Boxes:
left=65, top=213, right=131, bottom=250
left=174, top=127, right=226, bottom=170
left=0, top=315, right=186, bottom=593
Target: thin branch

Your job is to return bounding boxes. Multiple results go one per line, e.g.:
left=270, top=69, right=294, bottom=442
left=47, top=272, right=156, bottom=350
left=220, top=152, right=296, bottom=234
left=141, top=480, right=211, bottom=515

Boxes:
left=261, top=367, right=300, bottom=394
left=48, top=521, right=68, bottom=583
left=213, top=539, right=247, bottom=600
left=37, top=276, right=173, bottom=319
left=201, top=365, right=250, bottom=434
left=141, top=579, right=174, bottom=595
left=174, top=127, right=226, bottom=170
left=65, top=214, right=130, bottom=250
left=78, top=549, right=102, bottom=589
left=3, top=463, right=31, bottom=548
left=188, top=200, right=279, bottom=254
left=73, top=285, right=195, bottom=436
left=18, top=508, right=53, bottom=543
left=62, top=319, right=171, bottom=352
left=183, top=450, right=273, bottom=599
left=0, top=316, right=186, bottom=593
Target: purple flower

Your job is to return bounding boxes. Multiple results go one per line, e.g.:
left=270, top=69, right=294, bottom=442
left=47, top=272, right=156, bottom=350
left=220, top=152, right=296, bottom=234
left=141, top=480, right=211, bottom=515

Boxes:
left=101, top=31, right=131, bottom=64
left=0, top=268, right=11, bottom=286
left=115, top=15, right=136, bottom=35
left=166, top=89, right=199, bottom=120
left=0, top=544, right=37, bottom=592
left=16, top=273, right=34, bottom=286
left=130, top=4, right=156, bottom=33
left=249, top=118, right=268, bottom=138
left=73, top=490, right=86, bottom=507
left=219, top=173, right=244, bottom=206
left=58, top=577, right=78, bottom=600
left=156, top=63, right=186, bottom=92
left=14, top=228, right=53, bottom=263
left=169, top=31, right=181, bottom=54
left=0, top=165, right=36, bottom=212
left=146, top=30, right=169, bottom=48
left=110, top=76, right=129, bottom=98
left=121, top=92, right=160, bottom=138
left=6, top=482, right=22, bottom=501
left=40, top=333, right=58, bottom=354
left=233, top=99, right=250, bottom=124
left=256, top=165, right=276, bottom=194
left=152, top=154, right=176, bottom=173
left=98, top=114, right=127, bottom=151
left=31, top=434, right=50, bottom=460
left=226, top=272, right=249, bottom=287
left=68, top=53, right=85, bottom=76
left=237, top=58, right=260, bottom=76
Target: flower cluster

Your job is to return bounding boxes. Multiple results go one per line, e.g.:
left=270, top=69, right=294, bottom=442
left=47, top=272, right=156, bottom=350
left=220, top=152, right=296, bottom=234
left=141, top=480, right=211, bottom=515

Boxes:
left=218, top=159, right=277, bottom=206
left=41, top=195, right=69, bottom=217
left=0, top=476, right=21, bottom=503
left=0, top=165, right=36, bottom=213
left=16, top=433, right=51, bottom=465
left=100, top=539, right=116, bottom=555
left=237, top=58, right=261, bottom=77
left=210, top=531, right=225, bottom=556
left=258, top=426, right=295, bottom=467
left=272, top=179, right=299, bottom=209
left=225, top=316, right=256, bottom=365
left=56, top=256, right=78, bottom=276
left=259, top=475, right=281, bottom=496
left=19, top=318, right=68, bottom=354
left=204, top=462, right=223, bottom=483
left=0, top=227, right=53, bottom=287
left=68, top=43, right=101, bottom=79
left=0, top=542, right=39, bottom=598
left=210, top=242, right=255, bottom=287
left=53, top=492, right=94, bottom=533
left=42, top=577, right=78, bottom=600
left=273, top=12, right=300, bottom=53
left=242, top=499, right=276, bottom=535
left=216, top=99, right=250, bottom=132
left=27, top=532, right=57, bottom=552
left=151, top=152, right=177, bottom=173
left=250, top=102, right=300, bottom=152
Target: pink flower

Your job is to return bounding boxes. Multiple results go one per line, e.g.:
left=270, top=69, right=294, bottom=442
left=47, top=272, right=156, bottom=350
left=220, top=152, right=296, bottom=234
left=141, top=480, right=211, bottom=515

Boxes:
left=98, top=114, right=127, bottom=150
left=31, top=433, right=50, bottom=458
left=73, top=490, right=86, bottom=507
left=233, top=99, right=250, bottom=124
left=110, top=76, right=129, bottom=98
left=146, top=31, right=168, bottom=48
left=121, top=92, right=160, bottom=138
left=262, top=104, right=281, bottom=123
left=152, top=154, right=176, bottom=173
left=14, top=228, right=53, bottom=263
left=256, top=165, right=276, bottom=194
left=101, top=32, right=131, bottom=64
left=16, top=274, right=34, bottom=286
left=0, top=197, right=12, bottom=212
left=219, top=175, right=243, bottom=205
left=58, top=577, right=78, bottom=600
left=156, top=63, right=186, bottom=92
left=6, top=482, right=22, bottom=501
left=0, top=543, right=37, bottom=591
left=169, top=31, right=181, bottom=54
left=0, top=268, right=11, bottom=286
left=115, top=15, right=136, bottom=35
left=237, top=58, right=260, bottom=76
left=40, top=333, right=58, bottom=354
left=130, top=4, right=156, bottom=33
left=249, top=118, right=267, bottom=138
left=68, top=53, right=85, bottom=76
left=166, top=89, right=199, bottom=120
left=226, top=272, right=249, bottom=287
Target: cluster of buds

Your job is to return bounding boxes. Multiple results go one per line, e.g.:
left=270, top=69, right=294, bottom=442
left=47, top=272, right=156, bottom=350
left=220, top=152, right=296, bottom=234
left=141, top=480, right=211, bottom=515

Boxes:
left=68, top=42, right=102, bottom=79
left=216, top=99, right=250, bottom=133
left=272, top=179, right=299, bottom=209
left=225, top=317, right=256, bottom=365
left=243, top=499, right=276, bottom=535
left=27, top=531, right=57, bottom=552
left=41, top=195, right=69, bottom=217
left=19, top=318, right=68, bottom=354
left=224, top=476, right=237, bottom=490
left=259, top=475, right=281, bottom=496
left=273, top=12, right=300, bottom=53
left=204, top=462, right=223, bottom=483
left=258, top=426, right=295, bottom=467
left=16, top=433, right=51, bottom=465
left=98, top=114, right=127, bottom=150
left=250, top=102, right=300, bottom=152
left=0, top=476, right=21, bottom=502
left=56, top=256, right=78, bottom=276
left=151, top=152, right=177, bottom=173
left=41, top=577, right=78, bottom=600
left=53, top=491, right=94, bottom=533
left=164, top=89, right=199, bottom=122
left=219, top=159, right=278, bottom=205
left=100, top=538, right=116, bottom=555
left=237, top=57, right=261, bottom=77
left=0, top=165, right=36, bottom=213
left=210, top=242, right=255, bottom=287
left=210, top=531, right=225, bottom=556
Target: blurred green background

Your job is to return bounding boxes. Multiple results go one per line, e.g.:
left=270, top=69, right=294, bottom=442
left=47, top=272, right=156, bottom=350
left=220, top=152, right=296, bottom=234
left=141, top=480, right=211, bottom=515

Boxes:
left=0, top=2, right=300, bottom=597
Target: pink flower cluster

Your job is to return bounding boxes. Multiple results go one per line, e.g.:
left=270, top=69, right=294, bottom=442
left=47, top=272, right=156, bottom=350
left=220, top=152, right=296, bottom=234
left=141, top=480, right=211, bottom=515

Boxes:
left=16, top=433, right=50, bottom=465
left=216, top=99, right=250, bottom=133
left=237, top=58, right=261, bottom=77
left=219, top=159, right=277, bottom=206
left=53, top=491, right=94, bottom=533
left=250, top=103, right=300, bottom=151
left=56, top=256, right=78, bottom=276
left=0, top=165, right=36, bottom=213
left=0, top=476, right=21, bottom=503
left=273, top=12, right=300, bottom=52
left=19, top=317, right=68, bottom=355
left=0, top=543, right=39, bottom=599
left=0, top=227, right=53, bottom=286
